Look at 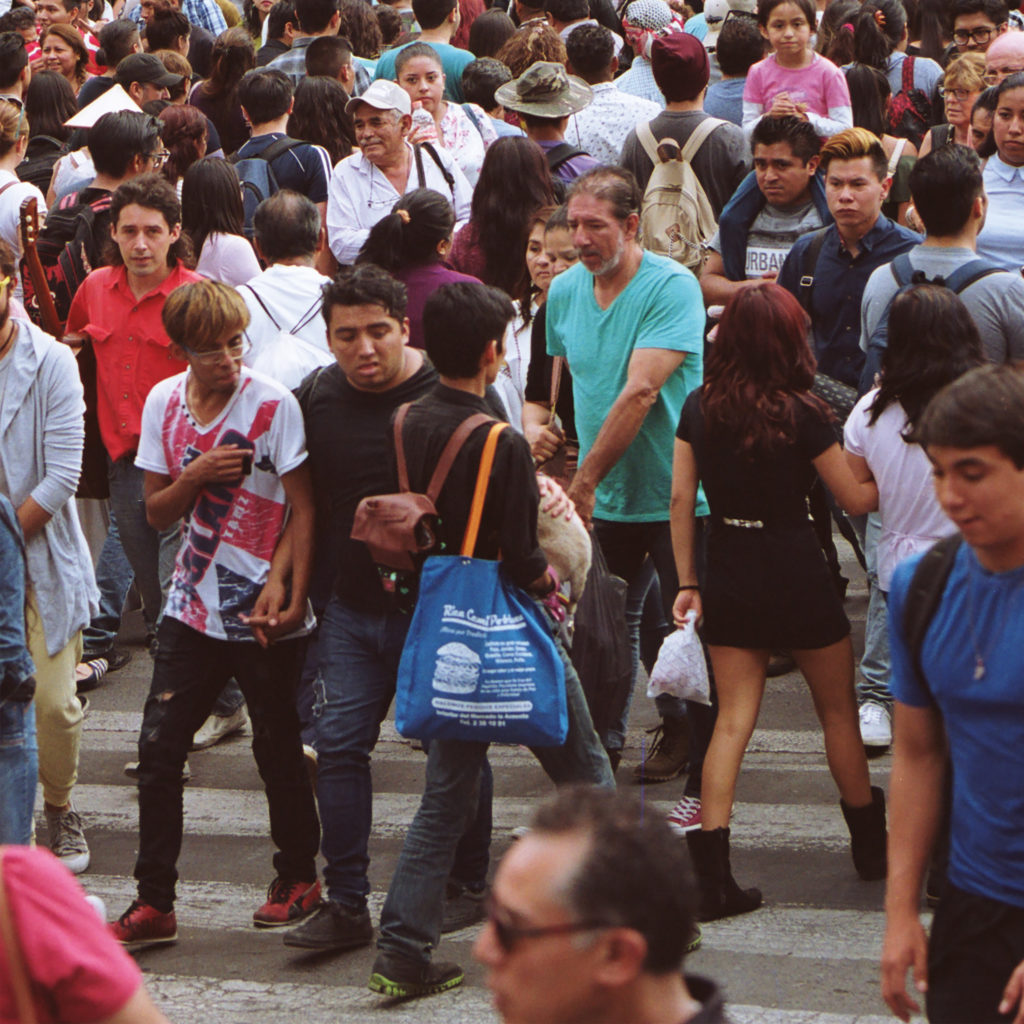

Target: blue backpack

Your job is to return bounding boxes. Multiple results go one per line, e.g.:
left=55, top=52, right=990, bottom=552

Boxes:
left=860, top=253, right=1002, bottom=394
left=230, top=136, right=301, bottom=241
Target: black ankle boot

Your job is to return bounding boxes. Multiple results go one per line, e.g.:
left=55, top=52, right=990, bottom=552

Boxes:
left=686, top=827, right=763, bottom=922
left=841, top=785, right=887, bottom=881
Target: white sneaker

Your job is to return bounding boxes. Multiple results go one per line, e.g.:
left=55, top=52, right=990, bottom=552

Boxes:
left=191, top=706, right=250, bottom=750
left=859, top=702, right=892, bottom=747
left=45, top=802, right=90, bottom=874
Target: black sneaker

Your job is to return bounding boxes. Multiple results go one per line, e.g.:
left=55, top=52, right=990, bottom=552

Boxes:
left=368, top=951, right=464, bottom=998
left=441, top=881, right=487, bottom=934
left=282, top=900, right=373, bottom=951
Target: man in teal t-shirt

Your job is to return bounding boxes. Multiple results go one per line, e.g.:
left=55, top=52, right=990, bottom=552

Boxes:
left=546, top=166, right=712, bottom=813
left=372, top=0, right=473, bottom=102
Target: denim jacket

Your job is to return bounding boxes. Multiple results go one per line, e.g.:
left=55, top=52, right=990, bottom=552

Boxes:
left=0, top=496, right=35, bottom=702
left=0, top=319, right=97, bottom=655
left=717, top=170, right=833, bottom=282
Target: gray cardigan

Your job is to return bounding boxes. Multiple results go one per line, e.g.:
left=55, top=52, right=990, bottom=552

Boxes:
left=0, top=318, right=97, bottom=655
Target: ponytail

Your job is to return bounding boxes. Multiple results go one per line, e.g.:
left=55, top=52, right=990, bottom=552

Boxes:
left=356, top=188, right=455, bottom=273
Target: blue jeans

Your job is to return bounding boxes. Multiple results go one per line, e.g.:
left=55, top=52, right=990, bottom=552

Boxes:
left=81, top=510, right=134, bottom=659
left=377, top=610, right=614, bottom=966
left=0, top=699, right=37, bottom=845
left=314, top=597, right=493, bottom=910
left=855, top=514, right=892, bottom=709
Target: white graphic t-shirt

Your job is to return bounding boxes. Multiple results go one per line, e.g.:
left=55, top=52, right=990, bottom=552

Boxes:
left=136, top=366, right=311, bottom=641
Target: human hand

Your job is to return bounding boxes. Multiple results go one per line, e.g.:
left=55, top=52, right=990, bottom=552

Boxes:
left=243, top=579, right=303, bottom=647
left=62, top=332, right=89, bottom=351
left=672, top=588, right=702, bottom=628
left=525, top=421, right=564, bottom=464
left=537, top=474, right=575, bottom=521
left=769, top=93, right=799, bottom=118
left=880, top=914, right=929, bottom=1021
left=999, top=959, right=1024, bottom=1022
left=182, top=445, right=249, bottom=487
left=566, top=478, right=595, bottom=527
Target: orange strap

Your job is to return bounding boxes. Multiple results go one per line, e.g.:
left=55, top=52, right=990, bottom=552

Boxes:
left=461, top=422, right=507, bottom=557
left=0, top=848, right=38, bottom=1024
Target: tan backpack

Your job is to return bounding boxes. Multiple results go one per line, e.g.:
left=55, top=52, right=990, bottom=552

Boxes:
left=636, top=117, right=724, bottom=271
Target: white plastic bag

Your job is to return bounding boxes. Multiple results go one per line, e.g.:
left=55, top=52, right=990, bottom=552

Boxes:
left=646, top=611, right=711, bottom=705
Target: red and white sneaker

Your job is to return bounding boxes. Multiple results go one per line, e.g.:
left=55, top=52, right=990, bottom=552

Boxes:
left=110, top=899, right=177, bottom=948
left=667, top=795, right=702, bottom=835
left=253, top=877, right=322, bottom=928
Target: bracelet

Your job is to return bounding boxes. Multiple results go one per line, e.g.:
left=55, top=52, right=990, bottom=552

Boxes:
left=678, top=584, right=699, bottom=591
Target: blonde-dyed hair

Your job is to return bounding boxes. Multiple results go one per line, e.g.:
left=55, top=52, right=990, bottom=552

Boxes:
left=0, top=100, right=27, bottom=159
left=944, top=51, right=986, bottom=93
left=161, top=279, right=250, bottom=353
left=819, top=126, right=888, bottom=179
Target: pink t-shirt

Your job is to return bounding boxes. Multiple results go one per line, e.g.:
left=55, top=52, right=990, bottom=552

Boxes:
left=0, top=847, right=142, bottom=1023
left=744, top=52, right=852, bottom=128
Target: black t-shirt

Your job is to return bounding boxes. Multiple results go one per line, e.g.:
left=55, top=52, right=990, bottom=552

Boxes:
left=296, top=358, right=438, bottom=613
left=522, top=304, right=577, bottom=445
left=400, top=384, right=547, bottom=590
left=676, top=387, right=835, bottom=527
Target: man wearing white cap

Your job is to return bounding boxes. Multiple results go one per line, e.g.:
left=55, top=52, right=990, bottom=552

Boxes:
left=325, top=79, right=472, bottom=265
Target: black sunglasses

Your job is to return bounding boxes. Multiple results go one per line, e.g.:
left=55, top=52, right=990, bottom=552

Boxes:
left=486, top=897, right=612, bottom=953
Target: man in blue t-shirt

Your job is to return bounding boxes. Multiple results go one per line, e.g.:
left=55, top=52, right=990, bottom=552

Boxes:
left=882, top=364, right=1024, bottom=1024
left=545, top=166, right=710, bottom=823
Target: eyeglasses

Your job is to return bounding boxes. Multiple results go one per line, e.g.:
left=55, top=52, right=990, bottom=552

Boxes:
left=953, top=26, right=996, bottom=45
left=984, top=66, right=1024, bottom=84
left=180, top=336, right=251, bottom=364
left=938, top=85, right=976, bottom=100
left=148, top=148, right=170, bottom=168
left=486, top=898, right=612, bottom=954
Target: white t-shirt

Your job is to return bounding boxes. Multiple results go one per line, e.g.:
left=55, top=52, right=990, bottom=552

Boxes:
left=136, top=366, right=313, bottom=641
left=844, top=390, right=956, bottom=591
left=0, top=170, right=46, bottom=305
left=196, top=232, right=261, bottom=287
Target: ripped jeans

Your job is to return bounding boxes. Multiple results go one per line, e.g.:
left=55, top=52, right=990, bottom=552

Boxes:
left=133, top=617, right=319, bottom=912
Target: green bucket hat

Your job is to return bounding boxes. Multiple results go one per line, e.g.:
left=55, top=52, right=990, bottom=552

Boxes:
left=495, top=61, right=593, bottom=117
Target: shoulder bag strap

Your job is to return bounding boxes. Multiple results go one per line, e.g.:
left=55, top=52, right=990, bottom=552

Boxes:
left=393, top=403, right=414, bottom=492
left=461, top=422, right=507, bottom=557
left=797, top=226, right=829, bottom=313
left=548, top=356, right=563, bottom=428
left=240, top=283, right=282, bottom=330
left=417, top=142, right=456, bottom=195
left=424, top=413, right=494, bottom=503
left=0, top=849, right=38, bottom=1024
left=636, top=120, right=661, bottom=165
left=901, top=53, right=915, bottom=92
left=0, top=181, right=18, bottom=200
left=680, top=116, right=725, bottom=164
left=903, top=533, right=962, bottom=693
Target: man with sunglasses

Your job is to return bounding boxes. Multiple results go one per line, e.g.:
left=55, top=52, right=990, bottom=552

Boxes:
left=107, top=278, right=321, bottom=948
left=474, top=786, right=725, bottom=1024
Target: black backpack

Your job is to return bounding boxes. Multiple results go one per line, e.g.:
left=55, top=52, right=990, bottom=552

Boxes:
left=15, top=135, right=68, bottom=193
left=230, top=136, right=302, bottom=241
left=545, top=142, right=588, bottom=202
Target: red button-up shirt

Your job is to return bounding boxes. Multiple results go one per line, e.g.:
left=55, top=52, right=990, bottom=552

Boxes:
left=66, top=263, right=201, bottom=463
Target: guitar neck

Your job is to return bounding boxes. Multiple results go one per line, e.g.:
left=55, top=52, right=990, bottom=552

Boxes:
left=19, top=196, right=64, bottom=339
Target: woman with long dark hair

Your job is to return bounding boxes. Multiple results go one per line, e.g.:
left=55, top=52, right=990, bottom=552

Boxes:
left=243, top=0, right=278, bottom=41
left=188, top=27, right=255, bottom=155
left=181, top=157, right=260, bottom=285
left=671, top=283, right=883, bottom=921
left=357, top=188, right=480, bottom=350
left=17, top=71, right=76, bottom=193
left=843, top=285, right=983, bottom=739
left=449, top=136, right=556, bottom=301
left=287, top=76, right=356, bottom=165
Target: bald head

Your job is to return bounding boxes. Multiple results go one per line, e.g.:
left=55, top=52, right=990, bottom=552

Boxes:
left=985, top=30, right=1024, bottom=82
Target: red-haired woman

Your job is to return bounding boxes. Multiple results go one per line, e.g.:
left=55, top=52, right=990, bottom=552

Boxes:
left=670, top=283, right=886, bottom=921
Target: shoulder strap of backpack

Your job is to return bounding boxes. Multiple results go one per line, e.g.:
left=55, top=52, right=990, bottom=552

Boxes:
left=944, top=258, right=1004, bottom=295
left=636, top=120, right=661, bottom=165
left=258, top=135, right=302, bottom=164
left=0, top=181, right=18, bottom=200
left=240, top=283, right=282, bottom=330
left=545, top=142, right=587, bottom=173
left=890, top=252, right=914, bottom=287
left=461, top=102, right=485, bottom=137
left=461, top=421, right=508, bottom=557
left=797, top=226, right=829, bottom=313
left=416, top=141, right=456, bottom=196
left=680, top=116, right=725, bottom=164
left=901, top=53, right=915, bottom=91
left=393, top=405, right=495, bottom=499
left=902, top=533, right=963, bottom=693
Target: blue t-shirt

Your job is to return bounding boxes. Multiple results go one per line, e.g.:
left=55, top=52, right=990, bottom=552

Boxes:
left=372, top=41, right=474, bottom=103
left=546, top=252, right=708, bottom=522
left=889, top=543, right=1024, bottom=909
left=704, top=78, right=745, bottom=126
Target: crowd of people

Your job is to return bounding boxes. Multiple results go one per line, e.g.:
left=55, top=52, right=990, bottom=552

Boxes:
left=1, top=0, right=1024, bottom=1017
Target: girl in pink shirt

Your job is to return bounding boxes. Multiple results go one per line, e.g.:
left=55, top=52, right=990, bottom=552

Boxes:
left=743, top=0, right=853, bottom=137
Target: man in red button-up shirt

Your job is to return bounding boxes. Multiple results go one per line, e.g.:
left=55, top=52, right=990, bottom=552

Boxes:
left=66, top=173, right=202, bottom=639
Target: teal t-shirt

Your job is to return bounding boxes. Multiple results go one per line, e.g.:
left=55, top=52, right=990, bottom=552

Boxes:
left=372, top=41, right=473, bottom=102
left=546, top=252, right=709, bottom=522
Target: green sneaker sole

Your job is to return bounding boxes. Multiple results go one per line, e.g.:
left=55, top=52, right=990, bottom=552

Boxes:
left=368, top=969, right=465, bottom=998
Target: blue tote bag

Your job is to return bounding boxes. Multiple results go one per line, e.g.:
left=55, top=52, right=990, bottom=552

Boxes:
left=395, top=422, right=569, bottom=747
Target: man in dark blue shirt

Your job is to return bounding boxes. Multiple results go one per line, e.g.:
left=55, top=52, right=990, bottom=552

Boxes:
left=777, top=127, right=919, bottom=390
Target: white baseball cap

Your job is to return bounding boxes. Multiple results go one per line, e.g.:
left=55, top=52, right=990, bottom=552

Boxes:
left=346, top=79, right=412, bottom=117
